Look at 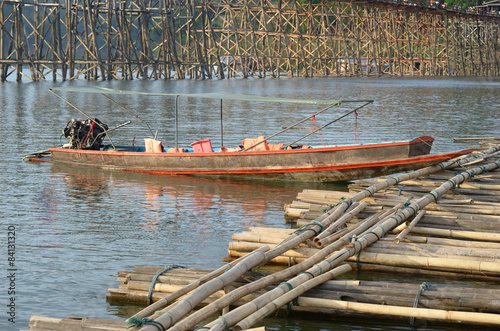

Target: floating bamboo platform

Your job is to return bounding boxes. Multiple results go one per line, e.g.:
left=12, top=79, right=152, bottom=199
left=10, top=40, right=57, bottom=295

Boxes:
left=27, top=142, right=500, bottom=330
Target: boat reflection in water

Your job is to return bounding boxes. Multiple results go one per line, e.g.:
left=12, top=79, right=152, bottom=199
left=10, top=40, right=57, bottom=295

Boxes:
left=50, top=162, right=349, bottom=237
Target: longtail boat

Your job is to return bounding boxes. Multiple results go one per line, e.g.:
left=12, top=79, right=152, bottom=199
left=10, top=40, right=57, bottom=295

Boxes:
left=24, top=87, right=470, bottom=182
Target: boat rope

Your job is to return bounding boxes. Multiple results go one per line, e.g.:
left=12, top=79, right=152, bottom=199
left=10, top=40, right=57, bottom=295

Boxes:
left=396, top=185, right=406, bottom=196
left=309, top=114, right=325, bottom=146
left=393, top=213, right=405, bottom=226
left=354, top=110, right=360, bottom=144
left=363, top=186, right=376, bottom=197
left=410, top=282, right=430, bottom=326
left=377, top=224, right=386, bottom=237
left=285, top=297, right=300, bottom=317
left=81, top=120, right=96, bottom=149
left=280, top=281, right=294, bottom=291
left=428, top=190, right=441, bottom=202
left=127, top=317, right=166, bottom=331
left=217, top=315, right=227, bottom=331
left=405, top=203, right=418, bottom=216
left=403, top=196, right=413, bottom=208
left=322, top=197, right=348, bottom=213
left=155, top=310, right=174, bottom=328
left=365, top=231, right=380, bottom=240
left=353, top=236, right=363, bottom=275
left=148, top=265, right=186, bottom=305
left=292, top=220, right=324, bottom=236
left=298, top=271, right=315, bottom=278
left=275, top=294, right=299, bottom=317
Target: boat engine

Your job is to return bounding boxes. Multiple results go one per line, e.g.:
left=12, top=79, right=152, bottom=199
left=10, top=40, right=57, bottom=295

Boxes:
left=63, top=118, right=109, bottom=150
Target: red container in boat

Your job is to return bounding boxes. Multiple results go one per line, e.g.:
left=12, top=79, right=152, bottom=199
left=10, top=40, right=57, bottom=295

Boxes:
left=190, top=139, right=213, bottom=153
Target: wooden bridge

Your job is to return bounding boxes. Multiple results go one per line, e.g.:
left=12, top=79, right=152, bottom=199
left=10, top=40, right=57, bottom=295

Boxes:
left=1, top=0, right=499, bottom=81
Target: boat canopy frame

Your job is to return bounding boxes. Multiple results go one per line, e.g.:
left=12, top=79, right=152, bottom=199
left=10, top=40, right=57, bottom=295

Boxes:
left=48, top=86, right=373, bottom=152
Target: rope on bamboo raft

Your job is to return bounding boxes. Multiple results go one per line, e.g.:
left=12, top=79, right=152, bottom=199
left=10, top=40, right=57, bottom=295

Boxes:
left=410, top=282, right=430, bottom=326
left=127, top=316, right=167, bottom=331
left=147, top=265, right=186, bottom=305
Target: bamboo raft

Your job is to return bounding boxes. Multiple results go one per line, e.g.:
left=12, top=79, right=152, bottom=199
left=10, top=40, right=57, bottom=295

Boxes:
left=26, top=143, right=500, bottom=331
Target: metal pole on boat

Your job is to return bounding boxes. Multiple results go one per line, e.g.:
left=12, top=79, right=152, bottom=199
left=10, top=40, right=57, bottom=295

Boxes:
left=284, top=100, right=373, bottom=149
left=175, top=95, right=179, bottom=149
left=220, top=99, right=224, bottom=147
left=241, top=102, right=340, bottom=152
left=90, top=121, right=132, bottom=148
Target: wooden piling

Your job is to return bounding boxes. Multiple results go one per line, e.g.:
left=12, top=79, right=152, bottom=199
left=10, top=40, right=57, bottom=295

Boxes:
left=1, top=1, right=499, bottom=81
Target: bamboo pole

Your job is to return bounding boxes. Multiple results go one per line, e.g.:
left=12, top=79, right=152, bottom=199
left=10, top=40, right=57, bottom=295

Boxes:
left=346, top=262, right=500, bottom=281
left=409, top=227, right=500, bottom=242
left=296, top=297, right=500, bottom=326
left=313, top=201, right=367, bottom=243
left=315, top=204, right=401, bottom=248
left=347, top=251, right=500, bottom=275
left=28, top=315, right=128, bottom=331
left=394, top=210, right=425, bottom=244
left=392, top=235, right=500, bottom=249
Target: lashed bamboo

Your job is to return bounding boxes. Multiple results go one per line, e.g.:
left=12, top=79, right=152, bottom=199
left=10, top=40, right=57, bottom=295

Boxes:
left=111, top=266, right=500, bottom=310
left=232, top=264, right=352, bottom=330
left=314, top=213, right=383, bottom=249
left=233, top=269, right=500, bottom=330
left=206, top=159, right=500, bottom=330
left=130, top=245, right=270, bottom=321
left=211, top=206, right=450, bottom=326
left=164, top=210, right=388, bottom=331
left=143, top=150, right=499, bottom=331
left=108, top=273, right=500, bottom=325
left=229, top=234, right=500, bottom=265
left=313, top=201, right=367, bottom=242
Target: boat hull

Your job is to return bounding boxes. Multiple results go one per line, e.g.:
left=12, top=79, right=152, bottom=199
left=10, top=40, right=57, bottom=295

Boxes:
left=47, top=136, right=469, bottom=182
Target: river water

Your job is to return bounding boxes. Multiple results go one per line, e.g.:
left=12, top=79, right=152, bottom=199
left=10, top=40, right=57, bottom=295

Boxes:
left=1, top=77, right=499, bottom=331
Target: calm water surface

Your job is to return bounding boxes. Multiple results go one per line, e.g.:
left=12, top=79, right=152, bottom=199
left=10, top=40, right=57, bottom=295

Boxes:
left=1, top=77, right=499, bottom=331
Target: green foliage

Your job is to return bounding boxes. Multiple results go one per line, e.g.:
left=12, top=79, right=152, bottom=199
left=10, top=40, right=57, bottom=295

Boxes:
left=296, top=0, right=323, bottom=4
left=294, top=0, right=486, bottom=10
left=444, top=0, right=485, bottom=9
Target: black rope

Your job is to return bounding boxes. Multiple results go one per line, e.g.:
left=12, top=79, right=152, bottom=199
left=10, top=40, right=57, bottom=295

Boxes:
left=410, top=282, right=430, bottom=326
left=127, top=317, right=166, bottom=331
